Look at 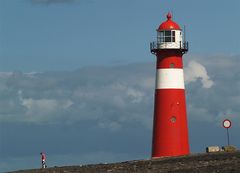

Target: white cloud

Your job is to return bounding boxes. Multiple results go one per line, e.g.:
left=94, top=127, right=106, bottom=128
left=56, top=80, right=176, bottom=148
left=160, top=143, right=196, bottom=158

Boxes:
left=21, top=98, right=58, bottom=111
left=0, top=72, right=13, bottom=77
left=139, top=77, right=155, bottom=90
left=184, top=60, right=214, bottom=88
left=126, top=88, right=145, bottom=103
left=98, top=121, right=121, bottom=131
left=20, top=98, right=73, bottom=123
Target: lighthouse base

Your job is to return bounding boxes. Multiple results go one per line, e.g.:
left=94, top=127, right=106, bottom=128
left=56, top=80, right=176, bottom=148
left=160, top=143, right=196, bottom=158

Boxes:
left=152, top=89, right=189, bottom=158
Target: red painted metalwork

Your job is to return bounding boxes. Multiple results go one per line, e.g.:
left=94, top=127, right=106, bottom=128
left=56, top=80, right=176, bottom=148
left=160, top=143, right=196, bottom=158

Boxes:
left=156, top=50, right=183, bottom=69
left=158, top=12, right=181, bottom=31
left=151, top=13, right=189, bottom=158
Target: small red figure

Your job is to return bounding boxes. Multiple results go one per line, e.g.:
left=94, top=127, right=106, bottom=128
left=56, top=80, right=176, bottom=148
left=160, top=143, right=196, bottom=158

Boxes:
left=40, top=152, right=47, bottom=168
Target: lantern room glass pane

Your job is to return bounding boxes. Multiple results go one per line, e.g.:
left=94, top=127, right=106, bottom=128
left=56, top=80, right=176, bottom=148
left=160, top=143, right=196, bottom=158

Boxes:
left=165, top=36, right=171, bottom=42
left=172, top=37, right=175, bottom=42
left=165, top=31, right=171, bottom=36
left=157, top=30, right=177, bottom=43
left=160, top=31, right=164, bottom=37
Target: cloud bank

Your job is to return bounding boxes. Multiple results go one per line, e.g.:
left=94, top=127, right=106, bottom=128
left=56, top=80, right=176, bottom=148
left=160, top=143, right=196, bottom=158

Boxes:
left=0, top=63, right=155, bottom=130
left=0, top=57, right=233, bottom=129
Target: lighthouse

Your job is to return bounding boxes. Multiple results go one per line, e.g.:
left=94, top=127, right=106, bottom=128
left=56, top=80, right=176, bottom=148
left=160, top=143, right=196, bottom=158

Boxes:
left=150, top=12, right=189, bottom=158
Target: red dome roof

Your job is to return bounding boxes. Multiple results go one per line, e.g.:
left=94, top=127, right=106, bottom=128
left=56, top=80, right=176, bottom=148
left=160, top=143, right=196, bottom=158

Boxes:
left=157, top=12, right=181, bottom=31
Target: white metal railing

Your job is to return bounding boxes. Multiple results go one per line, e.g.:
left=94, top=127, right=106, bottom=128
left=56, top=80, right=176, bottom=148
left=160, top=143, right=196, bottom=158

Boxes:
left=150, top=41, right=188, bottom=54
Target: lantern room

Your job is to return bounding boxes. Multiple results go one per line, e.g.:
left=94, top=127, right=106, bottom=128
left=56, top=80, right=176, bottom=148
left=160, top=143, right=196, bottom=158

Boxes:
left=150, top=12, right=188, bottom=54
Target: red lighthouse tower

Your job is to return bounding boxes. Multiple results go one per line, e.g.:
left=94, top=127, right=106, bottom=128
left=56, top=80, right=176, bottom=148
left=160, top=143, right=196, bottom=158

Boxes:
left=150, top=12, right=189, bottom=158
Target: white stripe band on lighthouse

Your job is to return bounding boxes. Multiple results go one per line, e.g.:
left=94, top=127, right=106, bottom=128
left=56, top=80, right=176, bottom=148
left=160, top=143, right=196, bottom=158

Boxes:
left=156, top=69, right=185, bottom=89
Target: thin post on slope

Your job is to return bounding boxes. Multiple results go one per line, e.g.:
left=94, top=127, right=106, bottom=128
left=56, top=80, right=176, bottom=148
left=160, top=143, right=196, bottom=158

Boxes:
left=227, top=128, right=230, bottom=146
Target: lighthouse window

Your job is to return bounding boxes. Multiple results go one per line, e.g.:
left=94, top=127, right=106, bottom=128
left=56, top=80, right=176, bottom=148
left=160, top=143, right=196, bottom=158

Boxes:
left=159, top=31, right=164, bottom=42
left=164, top=31, right=171, bottom=42
left=170, top=116, right=177, bottom=123
left=165, top=31, right=171, bottom=36
left=170, top=63, right=175, bottom=68
left=165, top=36, right=171, bottom=42
left=159, top=30, right=176, bottom=43
left=172, top=31, right=175, bottom=42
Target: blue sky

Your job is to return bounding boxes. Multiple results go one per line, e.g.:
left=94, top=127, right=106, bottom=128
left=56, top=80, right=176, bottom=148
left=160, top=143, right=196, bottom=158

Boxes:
left=0, top=0, right=240, bottom=172
left=1, top=0, right=239, bottom=72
